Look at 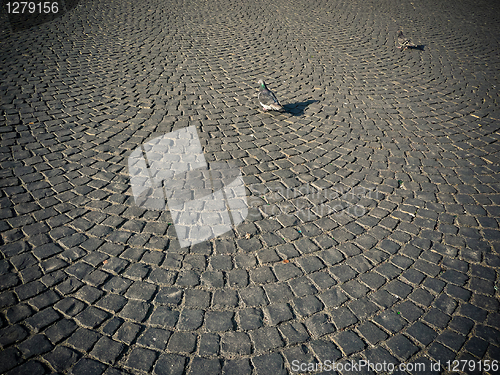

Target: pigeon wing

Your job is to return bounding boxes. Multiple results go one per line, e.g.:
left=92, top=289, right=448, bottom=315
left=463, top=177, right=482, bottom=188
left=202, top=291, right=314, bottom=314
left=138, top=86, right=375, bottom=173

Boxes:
left=259, top=89, right=279, bottom=106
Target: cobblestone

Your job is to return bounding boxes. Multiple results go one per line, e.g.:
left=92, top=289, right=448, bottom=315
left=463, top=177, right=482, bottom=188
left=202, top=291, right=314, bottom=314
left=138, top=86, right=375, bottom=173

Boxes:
left=125, top=347, right=157, bottom=372
left=154, top=354, right=186, bottom=375
left=90, top=336, right=124, bottom=364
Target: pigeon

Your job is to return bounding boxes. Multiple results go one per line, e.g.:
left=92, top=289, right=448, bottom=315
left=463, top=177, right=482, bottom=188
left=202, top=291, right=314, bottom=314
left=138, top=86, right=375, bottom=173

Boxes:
left=397, top=30, right=417, bottom=51
left=258, top=80, right=283, bottom=111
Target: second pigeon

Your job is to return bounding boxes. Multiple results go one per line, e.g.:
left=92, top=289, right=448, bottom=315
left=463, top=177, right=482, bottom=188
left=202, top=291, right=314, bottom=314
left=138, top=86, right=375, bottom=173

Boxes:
left=397, top=30, right=417, bottom=51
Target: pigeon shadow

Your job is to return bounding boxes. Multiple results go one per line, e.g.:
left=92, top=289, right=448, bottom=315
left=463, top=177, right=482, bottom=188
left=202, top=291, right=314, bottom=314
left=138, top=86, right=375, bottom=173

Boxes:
left=283, top=100, right=319, bottom=116
left=408, top=45, right=425, bottom=51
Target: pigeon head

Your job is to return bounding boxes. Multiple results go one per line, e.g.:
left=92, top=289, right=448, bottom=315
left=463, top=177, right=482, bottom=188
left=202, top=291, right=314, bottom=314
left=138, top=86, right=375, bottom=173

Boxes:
left=258, top=80, right=266, bottom=88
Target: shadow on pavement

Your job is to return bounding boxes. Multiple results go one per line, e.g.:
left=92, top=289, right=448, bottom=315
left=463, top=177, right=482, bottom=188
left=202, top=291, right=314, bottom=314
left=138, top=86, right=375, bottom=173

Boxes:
left=409, top=45, right=425, bottom=51
left=283, top=99, right=319, bottom=116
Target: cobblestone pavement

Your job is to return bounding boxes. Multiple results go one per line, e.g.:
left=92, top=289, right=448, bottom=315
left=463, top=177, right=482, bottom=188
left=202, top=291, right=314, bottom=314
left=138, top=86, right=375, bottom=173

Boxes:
left=1, top=0, right=500, bottom=373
